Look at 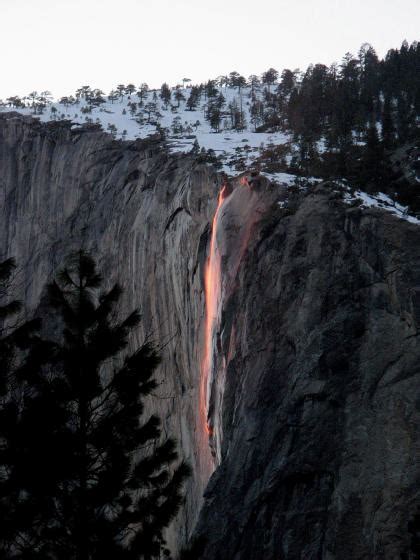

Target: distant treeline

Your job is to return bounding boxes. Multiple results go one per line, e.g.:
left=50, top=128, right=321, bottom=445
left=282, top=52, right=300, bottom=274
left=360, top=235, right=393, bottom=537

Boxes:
left=3, top=40, right=420, bottom=208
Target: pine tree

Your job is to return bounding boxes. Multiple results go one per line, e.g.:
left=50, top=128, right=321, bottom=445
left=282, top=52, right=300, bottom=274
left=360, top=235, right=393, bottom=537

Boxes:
left=0, top=257, right=46, bottom=395
left=108, top=90, right=119, bottom=104
left=381, top=95, right=395, bottom=148
left=278, top=69, right=296, bottom=96
left=358, top=120, right=387, bottom=189
left=174, top=86, right=185, bottom=108
left=186, top=87, right=200, bottom=111
left=248, top=74, right=260, bottom=96
left=396, top=94, right=412, bottom=143
left=408, top=507, right=420, bottom=558
left=125, top=84, right=136, bottom=98
left=0, top=259, right=22, bottom=391
left=0, top=258, right=49, bottom=557
left=144, top=102, right=158, bottom=123
left=208, top=105, right=222, bottom=132
left=160, top=83, right=172, bottom=109
left=0, top=258, right=23, bottom=557
left=262, top=67, right=279, bottom=91
left=116, top=84, right=126, bottom=101
left=190, top=139, right=200, bottom=155
left=250, top=97, right=264, bottom=132
left=137, top=84, right=149, bottom=106
left=5, top=251, right=190, bottom=560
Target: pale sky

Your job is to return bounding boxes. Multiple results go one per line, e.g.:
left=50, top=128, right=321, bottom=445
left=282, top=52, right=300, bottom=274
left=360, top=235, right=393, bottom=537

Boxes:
left=1, top=0, right=419, bottom=99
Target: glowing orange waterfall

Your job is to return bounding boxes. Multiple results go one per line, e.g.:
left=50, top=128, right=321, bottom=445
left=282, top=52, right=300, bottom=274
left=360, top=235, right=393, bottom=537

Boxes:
left=201, top=185, right=227, bottom=437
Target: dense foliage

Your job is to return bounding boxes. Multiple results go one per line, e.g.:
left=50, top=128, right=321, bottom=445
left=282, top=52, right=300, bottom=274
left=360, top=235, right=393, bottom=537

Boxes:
left=267, top=41, right=420, bottom=203
left=0, top=252, right=189, bottom=559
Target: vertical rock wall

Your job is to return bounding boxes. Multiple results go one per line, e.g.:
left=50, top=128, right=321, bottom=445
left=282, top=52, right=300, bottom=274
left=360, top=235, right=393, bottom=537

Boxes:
left=2, top=115, right=420, bottom=559
left=0, top=114, right=219, bottom=549
left=195, top=185, right=420, bottom=559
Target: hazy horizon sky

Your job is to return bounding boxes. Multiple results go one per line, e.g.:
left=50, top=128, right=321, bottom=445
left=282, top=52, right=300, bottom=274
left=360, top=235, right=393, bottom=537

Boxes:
left=1, top=0, right=419, bottom=99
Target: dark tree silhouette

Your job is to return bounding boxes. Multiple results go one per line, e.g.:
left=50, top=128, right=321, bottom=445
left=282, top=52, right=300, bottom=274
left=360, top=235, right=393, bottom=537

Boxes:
left=3, top=251, right=190, bottom=560
left=401, top=507, right=420, bottom=559
left=0, top=259, right=22, bottom=391
left=186, top=86, right=200, bottom=111
left=0, top=258, right=48, bottom=557
left=160, top=83, right=172, bottom=108
left=262, top=67, right=279, bottom=91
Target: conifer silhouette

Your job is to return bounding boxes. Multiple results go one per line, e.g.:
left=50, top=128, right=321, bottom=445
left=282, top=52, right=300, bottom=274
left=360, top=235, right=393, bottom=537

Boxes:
left=0, top=257, right=49, bottom=557
left=3, top=251, right=189, bottom=559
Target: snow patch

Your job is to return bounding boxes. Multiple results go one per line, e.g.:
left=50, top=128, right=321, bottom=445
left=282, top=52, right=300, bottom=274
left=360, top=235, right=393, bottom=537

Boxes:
left=0, top=86, right=291, bottom=176
left=344, top=189, right=420, bottom=224
left=261, top=171, right=297, bottom=186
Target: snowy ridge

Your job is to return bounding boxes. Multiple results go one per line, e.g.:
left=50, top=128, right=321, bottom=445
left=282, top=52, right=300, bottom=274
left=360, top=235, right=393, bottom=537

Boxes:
left=2, top=84, right=420, bottom=226
left=343, top=189, right=420, bottom=224
left=0, top=86, right=289, bottom=178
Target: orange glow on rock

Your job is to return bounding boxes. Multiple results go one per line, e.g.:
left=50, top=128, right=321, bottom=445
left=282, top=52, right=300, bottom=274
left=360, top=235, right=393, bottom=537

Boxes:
left=206, top=422, right=214, bottom=437
left=200, top=185, right=227, bottom=438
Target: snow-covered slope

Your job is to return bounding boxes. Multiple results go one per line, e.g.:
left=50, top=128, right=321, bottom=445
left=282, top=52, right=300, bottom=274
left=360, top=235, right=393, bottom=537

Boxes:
left=1, top=86, right=289, bottom=177
left=2, top=84, right=419, bottom=226
left=344, top=189, right=420, bottom=224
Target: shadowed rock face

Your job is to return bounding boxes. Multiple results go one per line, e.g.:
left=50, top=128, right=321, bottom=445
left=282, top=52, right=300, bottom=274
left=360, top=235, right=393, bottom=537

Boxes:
left=0, top=113, right=218, bottom=549
left=196, top=186, right=420, bottom=559
left=1, top=114, right=420, bottom=559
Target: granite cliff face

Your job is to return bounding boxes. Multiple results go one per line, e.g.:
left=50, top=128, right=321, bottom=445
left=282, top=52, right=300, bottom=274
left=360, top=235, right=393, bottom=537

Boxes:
left=1, top=113, right=420, bottom=559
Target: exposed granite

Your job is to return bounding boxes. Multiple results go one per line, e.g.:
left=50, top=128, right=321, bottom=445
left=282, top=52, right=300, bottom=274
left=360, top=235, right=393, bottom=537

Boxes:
left=195, top=184, right=420, bottom=559
left=1, top=114, right=420, bottom=559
